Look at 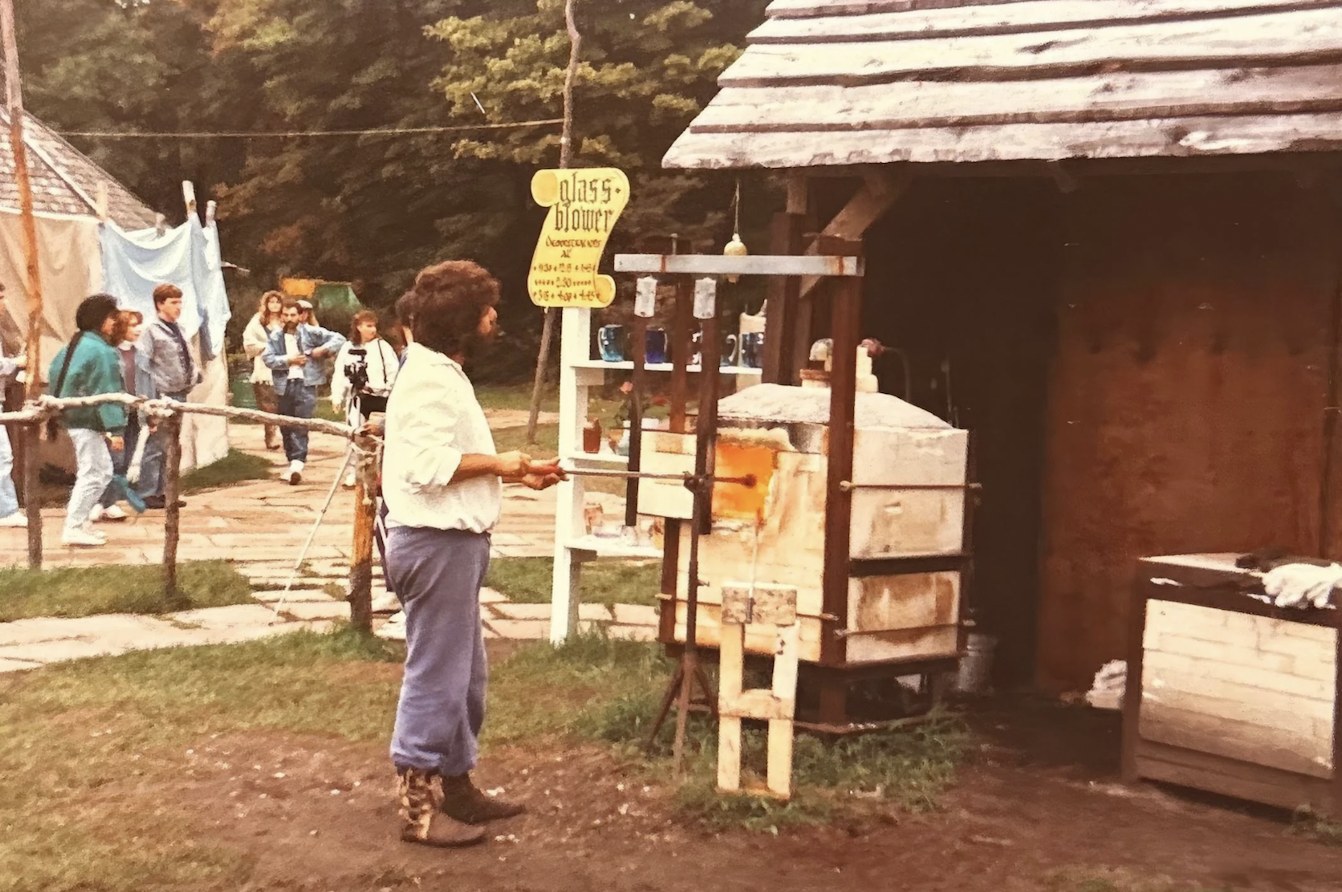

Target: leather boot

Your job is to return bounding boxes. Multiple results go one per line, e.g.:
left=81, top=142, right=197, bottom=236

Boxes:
left=440, top=773, right=526, bottom=824
left=397, top=768, right=486, bottom=848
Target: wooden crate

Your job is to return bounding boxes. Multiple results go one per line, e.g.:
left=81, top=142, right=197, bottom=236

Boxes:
left=1123, top=555, right=1342, bottom=815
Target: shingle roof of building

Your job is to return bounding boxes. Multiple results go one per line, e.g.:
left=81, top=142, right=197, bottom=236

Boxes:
left=665, top=0, right=1342, bottom=169
left=0, top=109, right=155, bottom=228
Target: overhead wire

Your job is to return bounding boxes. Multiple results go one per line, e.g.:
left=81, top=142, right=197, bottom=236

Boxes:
left=55, top=118, right=565, bottom=139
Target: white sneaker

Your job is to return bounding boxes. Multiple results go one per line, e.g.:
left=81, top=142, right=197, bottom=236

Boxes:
left=0, top=512, right=27, bottom=528
left=92, top=505, right=127, bottom=523
left=80, top=522, right=108, bottom=541
left=61, top=527, right=106, bottom=547
left=371, top=592, right=400, bottom=614
left=343, top=472, right=356, bottom=489
left=287, top=460, right=304, bottom=486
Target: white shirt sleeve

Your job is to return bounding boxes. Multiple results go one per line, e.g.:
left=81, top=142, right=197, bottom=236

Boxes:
left=393, top=373, right=465, bottom=491
left=330, top=342, right=352, bottom=409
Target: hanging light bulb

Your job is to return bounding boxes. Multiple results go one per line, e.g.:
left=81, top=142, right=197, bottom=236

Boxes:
left=723, top=178, right=747, bottom=283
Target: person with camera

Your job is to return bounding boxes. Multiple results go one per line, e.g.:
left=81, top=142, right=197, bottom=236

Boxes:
left=261, top=298, right=346, bottom=486
left=383, top=260, right=563, bottom=848
left=331, top=310, right=397, bottom=489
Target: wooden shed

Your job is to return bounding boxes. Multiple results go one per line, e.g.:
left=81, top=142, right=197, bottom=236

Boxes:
left=663, top=0, right=1342, bottom=691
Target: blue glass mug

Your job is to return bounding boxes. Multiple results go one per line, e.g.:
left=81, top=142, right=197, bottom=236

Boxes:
left=645, top=328, right=668, bottom=365
left=598, top=325, right=626, bottom=362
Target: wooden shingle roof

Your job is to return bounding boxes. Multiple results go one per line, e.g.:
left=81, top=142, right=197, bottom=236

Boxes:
left=664, top=0, right=1342, bottom=169
left=0, top=109, right=155, bottom=228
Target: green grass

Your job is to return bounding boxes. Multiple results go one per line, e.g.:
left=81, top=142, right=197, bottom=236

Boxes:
left=485, top=556, right=660, bottom=607
left=0, top=628, right=402, bottom=892
left=0, top=628, right=967, bottom=890
left=0, top=561, right=255, bottom=622
left=492, top=423, right=559, bottom=457
left=180, top=449, right=273, bottom=492
left=476, top=383, right=558, bottom=413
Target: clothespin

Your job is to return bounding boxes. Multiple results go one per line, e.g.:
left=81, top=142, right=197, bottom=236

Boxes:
left=205, top=200, right=217, bottom=226
left=182, top=181, right=197, bottom=218
left=95, top=183, right=108, bottom=224
left=154, top=213, right=167, bottom=237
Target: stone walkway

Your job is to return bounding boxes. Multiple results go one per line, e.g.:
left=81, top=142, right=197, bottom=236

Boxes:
left=0, top=423, right=656, bottom=673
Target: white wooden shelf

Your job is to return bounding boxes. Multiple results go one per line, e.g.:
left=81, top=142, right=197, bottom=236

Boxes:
left=565, top=536, right=663, bottom=561
left=571, top=359, right=763, bottom=376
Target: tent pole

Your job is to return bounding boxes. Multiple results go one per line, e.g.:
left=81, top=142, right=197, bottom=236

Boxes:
left=1, top=0, right=44, bottom=567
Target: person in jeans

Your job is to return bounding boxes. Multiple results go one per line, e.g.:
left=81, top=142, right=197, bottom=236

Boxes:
left=261, top=298, right=345, bottom=485
left=242, top=291, right=284, bottom=450
left=136, top=284, right=202, bottom=510
left=90, top=310, right=154, bottom=523
left=0, top=283, right=27, bottom=528
left=383, top=261, right=562, bottom=848
left=48, top=295, right=128, bottom=547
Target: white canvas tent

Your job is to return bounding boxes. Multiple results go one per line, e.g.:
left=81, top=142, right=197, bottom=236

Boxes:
left=0, top=110, right=230, bottom=473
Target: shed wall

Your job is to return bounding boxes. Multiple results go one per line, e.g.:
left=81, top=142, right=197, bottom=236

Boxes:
left=1037, top=173, right=1339, bottom=690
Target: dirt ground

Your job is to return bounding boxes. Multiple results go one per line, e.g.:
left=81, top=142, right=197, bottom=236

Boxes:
left=162, top=686, right=1342, bottom=892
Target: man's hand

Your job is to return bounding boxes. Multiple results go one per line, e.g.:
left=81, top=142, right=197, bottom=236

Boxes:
left=495, top=451, right=533, bottom=477
left=520, top=472, right=563, bottom=491
left=311, top=347, right=328, bottom=359
left=288, top=354, right=308, bottom=367
left=107, top=435, right=125, bottom=452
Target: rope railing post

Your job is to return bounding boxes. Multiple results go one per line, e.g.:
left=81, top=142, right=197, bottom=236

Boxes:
left=348, top=443, right=377, bottom=633
left=23, top=421, right=39, bottom=567
left=161, top=409, right=183, bottom=599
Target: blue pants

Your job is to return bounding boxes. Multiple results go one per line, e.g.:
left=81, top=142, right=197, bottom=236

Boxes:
left=100, top=414, right=141, bottom=508
left=0, top=421, right=16, bottom=519
left=277, top=383, right=316, bottom=463
left=375, top=499, right=393, bottom=594
left=389, top=527, right=490, bottom=776
left=135, top=392, right=186, bottom=500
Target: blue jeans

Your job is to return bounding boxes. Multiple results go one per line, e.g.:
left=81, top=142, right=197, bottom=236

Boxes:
left=135, top=392, right=187, bottom=500
left=0, top=422, right=17, bottom=519
left=389, top=527, right=490, bottom=776
left=99, top=414, right=141, bottom=508
left=277, top=383, right=316, bottom=463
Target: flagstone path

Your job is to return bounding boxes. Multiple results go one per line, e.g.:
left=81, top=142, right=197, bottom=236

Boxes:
left=0, top=422, right=657, bottom=673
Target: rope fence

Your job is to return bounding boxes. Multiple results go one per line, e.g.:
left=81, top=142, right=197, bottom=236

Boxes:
left=0, top=393, right=384, bottom=630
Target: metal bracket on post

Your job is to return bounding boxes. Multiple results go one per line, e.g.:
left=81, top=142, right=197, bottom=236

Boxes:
left=693, top=277, right=717, bottom=320
left=635, top=276, right=658, bottom=318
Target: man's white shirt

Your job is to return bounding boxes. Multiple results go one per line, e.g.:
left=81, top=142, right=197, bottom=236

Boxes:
left=284, top=332, right=304, bottom=380
left=383, top=343, right=501, bottom=533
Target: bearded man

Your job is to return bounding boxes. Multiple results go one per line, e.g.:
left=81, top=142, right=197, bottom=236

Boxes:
left=382, top=260, right=563, bottom=848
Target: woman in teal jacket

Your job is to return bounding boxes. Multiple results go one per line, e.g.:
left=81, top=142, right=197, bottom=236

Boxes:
left=47, top=294, right=128, bottom=547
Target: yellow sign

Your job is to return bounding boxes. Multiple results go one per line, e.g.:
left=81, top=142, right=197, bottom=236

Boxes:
left=527, top=167, right=629, bottom=308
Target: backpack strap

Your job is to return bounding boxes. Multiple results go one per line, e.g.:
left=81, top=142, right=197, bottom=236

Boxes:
left=47, top=332, right=84, bottom=439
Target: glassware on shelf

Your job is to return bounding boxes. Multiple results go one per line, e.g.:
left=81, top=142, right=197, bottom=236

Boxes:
left=582, top=417, right=602, bottom=453
left=598, top=324, right=626, bottom=362
left=645, top=328, right=668, bottom=364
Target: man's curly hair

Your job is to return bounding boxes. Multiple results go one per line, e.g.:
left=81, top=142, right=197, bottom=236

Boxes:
left=408, top=261, right=500, bottom=359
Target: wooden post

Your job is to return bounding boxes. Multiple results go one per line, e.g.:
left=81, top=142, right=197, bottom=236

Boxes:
left=349, top=468, right=375, bottom=633
left=1, top=0, right=44, bottom=567
left=162, top=411, right=183, bottom=598
left=818, top=238, right=863, bottom=725
left=525, top=0, right=583, bottom=444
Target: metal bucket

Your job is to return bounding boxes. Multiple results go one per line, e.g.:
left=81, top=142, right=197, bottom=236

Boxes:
left=954, top=632, right=997, bottom=694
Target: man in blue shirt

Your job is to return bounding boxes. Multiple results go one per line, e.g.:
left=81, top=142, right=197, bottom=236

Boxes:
left=262, top=298, right=346, bottom=485
left=135, top=284, right=202, bottom=510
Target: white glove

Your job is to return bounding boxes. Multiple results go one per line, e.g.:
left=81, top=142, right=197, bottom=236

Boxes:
left=1263, top=563, right=1342, bottom=609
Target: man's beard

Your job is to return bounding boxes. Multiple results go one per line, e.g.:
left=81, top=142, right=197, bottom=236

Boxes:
left=459, top=330, right=498, bottom=364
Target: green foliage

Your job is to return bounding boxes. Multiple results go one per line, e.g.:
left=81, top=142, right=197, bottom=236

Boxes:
left=0, top=560, right=254, bottom=621
left=21, top=0, right=775, bottom=381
